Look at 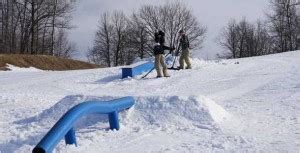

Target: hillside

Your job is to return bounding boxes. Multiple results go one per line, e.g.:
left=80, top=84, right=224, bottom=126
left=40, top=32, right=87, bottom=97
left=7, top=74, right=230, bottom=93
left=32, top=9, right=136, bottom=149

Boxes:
left=0, top=51, right=299, bottom=152
left=0, top=54, right=101, bottom=71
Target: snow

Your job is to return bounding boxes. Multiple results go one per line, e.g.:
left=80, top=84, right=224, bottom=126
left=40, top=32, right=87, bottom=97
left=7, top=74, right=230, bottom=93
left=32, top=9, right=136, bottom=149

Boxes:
left=5, top=64, right=42, bottom=72
left=0, top=51, right=300, bottom=152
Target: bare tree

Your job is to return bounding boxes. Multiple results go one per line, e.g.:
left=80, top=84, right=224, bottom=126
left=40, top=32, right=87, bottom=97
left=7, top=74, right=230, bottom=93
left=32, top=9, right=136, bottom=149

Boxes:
left=127, top=13, right=151, bottom=59
left=89, top=1, right=207, bottom=66
left=88, top=13, right=114, bottom=66
left=54, top=29, right=75, bottom=58
left=218, top=18, right=272, bottom=59
left=296, top=2, right=300, bottom=49
left=157, top=2, right=203, bottom=49
left=0, top=1, right=3, bottom=51
left=0, top=0, right=76, bottom=57
left=254, top=21, right=273, bottom=55
left=134, top=1, right=206, bottom=50
left=50, top=0, right=57, bottom=56
left=111, top=11, right=128, bottom=66
left=267, top=0, right=300, bottom=52
left=218, top=19, right=239, bottom=58
left=132, top=5, right=161, bottom=53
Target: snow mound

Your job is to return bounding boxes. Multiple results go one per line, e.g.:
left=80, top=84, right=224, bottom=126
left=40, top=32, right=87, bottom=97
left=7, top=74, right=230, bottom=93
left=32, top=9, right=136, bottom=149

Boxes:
left=124, top=96, right=231, bottom=129
left=18, top=95, right=231, bottom=133
left=6, top=64, right=42, bottom=72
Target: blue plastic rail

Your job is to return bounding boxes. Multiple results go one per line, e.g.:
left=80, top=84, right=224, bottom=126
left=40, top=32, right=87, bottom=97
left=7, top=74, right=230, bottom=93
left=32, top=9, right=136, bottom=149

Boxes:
left=122, top=61, right=154, bottom=78
left=32, top=97, right=135, bottom=153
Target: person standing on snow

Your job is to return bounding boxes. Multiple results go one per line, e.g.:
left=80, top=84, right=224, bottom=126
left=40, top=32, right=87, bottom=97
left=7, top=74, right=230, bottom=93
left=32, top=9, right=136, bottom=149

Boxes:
left=178, top=29, right=192, bottom=69
left=153, top=30, right=174, bottom=78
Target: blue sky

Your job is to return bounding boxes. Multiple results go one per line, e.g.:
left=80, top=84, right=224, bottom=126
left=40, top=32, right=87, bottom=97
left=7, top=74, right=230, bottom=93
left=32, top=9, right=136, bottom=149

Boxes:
left=69, top=0, right=269, bottom=60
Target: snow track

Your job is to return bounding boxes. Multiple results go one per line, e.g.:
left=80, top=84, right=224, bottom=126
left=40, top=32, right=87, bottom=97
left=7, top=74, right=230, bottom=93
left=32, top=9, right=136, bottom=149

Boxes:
left=0, top=51, right=300, bottom=152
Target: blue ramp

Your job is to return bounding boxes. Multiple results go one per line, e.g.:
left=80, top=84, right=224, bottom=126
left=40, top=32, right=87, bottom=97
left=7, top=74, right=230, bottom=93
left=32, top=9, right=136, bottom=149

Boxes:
left=122, top=61, right=154, bottom=78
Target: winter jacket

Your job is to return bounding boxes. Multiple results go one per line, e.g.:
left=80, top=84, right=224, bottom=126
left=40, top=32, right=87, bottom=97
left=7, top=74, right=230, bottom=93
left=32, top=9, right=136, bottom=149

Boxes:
left=153, top=44, right=174, bottom=55
left=180, top=35, right=190, bottom=50
left=154, top=43, right=164, bottom=55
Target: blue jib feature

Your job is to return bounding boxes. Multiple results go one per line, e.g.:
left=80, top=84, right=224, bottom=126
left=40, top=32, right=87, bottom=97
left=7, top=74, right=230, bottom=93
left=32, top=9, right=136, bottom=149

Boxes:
left=32, top=97, right=135, bottom=153
left=122, top=61, right=154, bottom=78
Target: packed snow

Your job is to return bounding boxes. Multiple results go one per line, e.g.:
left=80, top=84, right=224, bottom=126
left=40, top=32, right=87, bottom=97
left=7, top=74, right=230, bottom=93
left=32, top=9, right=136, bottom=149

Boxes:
left=0, top=51, right=300, bottom=152
left=5, top=64, right=42, bottom=72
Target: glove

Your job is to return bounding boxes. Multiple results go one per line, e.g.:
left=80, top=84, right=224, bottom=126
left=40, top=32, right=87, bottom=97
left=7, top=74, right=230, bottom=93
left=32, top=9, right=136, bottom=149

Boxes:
left=169, top=47, right=175, bottom=54
left=175, top=50, right=180, bottom=56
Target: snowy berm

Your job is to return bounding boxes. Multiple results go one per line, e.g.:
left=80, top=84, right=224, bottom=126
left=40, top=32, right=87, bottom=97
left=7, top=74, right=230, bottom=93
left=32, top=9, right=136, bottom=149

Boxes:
left=0, top=51, right=299, bottom=152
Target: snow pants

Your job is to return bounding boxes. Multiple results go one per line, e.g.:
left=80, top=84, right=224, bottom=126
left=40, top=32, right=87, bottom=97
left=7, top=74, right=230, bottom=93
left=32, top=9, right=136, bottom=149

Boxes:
left=179, top=48, right=192, bottom=69
left=155, top=54, right=169, bottom=77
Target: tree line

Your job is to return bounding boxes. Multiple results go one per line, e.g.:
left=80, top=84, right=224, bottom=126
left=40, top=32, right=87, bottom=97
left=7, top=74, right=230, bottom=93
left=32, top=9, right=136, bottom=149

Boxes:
left=1, top=0, right=298, bottom=63
left=89, top=0, right=300, bottom=66
left=0, top=0, right=76, bottom=58
left=87, top=1, right=207, bottom=67
left=219, top=0, right=300, bottom=59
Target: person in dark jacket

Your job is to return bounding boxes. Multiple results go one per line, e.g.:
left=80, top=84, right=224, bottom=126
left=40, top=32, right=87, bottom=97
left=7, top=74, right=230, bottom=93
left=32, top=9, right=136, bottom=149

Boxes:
left=153, top=30, right=174, bottom=77
left=178, top=29, right=191, bottom=69
left=155, top=30, right=174, bottom=51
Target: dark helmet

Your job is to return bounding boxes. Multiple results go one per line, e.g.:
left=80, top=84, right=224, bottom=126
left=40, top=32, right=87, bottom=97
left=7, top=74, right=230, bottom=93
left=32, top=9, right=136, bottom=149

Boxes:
left=179, top=29, right=185, bottom=34
left=158, top=30, right=165, bottom=36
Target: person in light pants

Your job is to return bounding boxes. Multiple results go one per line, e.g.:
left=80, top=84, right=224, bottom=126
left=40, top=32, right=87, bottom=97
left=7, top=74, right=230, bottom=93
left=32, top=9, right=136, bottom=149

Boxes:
left=178, top=30, right=192, bottom=69
left=154, top=30, right=174, bottom=77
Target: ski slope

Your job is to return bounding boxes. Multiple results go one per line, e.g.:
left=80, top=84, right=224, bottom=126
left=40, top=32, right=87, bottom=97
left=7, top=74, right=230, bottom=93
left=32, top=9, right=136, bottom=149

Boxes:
left=0, top=51, right=299, bottom=152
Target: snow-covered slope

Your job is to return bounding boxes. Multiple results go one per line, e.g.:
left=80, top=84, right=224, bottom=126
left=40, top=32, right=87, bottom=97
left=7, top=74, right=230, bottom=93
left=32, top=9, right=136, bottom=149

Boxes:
left=0, top=51, right=299, bottom=152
